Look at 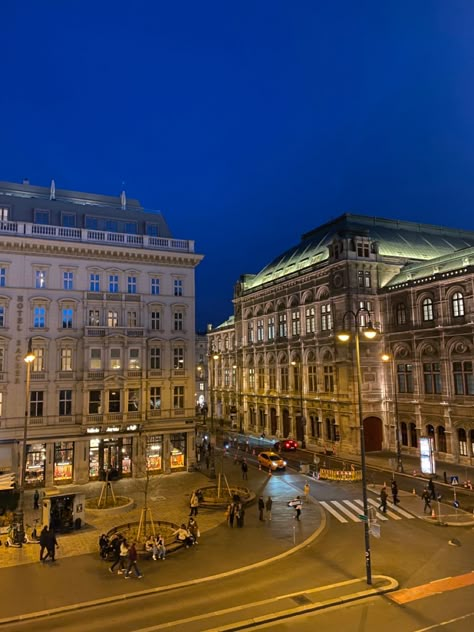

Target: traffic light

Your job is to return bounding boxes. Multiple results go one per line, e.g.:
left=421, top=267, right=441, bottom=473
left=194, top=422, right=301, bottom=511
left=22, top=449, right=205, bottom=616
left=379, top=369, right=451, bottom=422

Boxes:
left=0, top=472, right=16, bottom=490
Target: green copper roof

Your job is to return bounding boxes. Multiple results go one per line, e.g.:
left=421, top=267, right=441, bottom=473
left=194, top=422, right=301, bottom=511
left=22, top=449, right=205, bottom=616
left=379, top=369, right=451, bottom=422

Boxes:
left=242, top=214, right=474, bottom=291
left=386, top=246, right=474, bottom=287
left=213, top=315, right=235, bottom=330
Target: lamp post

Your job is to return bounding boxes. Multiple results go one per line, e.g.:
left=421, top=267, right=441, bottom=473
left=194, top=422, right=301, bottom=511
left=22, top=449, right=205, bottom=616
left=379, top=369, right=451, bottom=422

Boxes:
left=382, top=353, right=404, bottom=473
left=337, top=309, right=377, bottom=586
left=291, top=360, right=306, bottom=449
left=15, top=339, right=35, bottom=545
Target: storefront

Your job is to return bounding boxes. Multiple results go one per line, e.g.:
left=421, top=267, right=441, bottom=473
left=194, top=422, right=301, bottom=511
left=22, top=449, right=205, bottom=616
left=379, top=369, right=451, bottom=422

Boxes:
left=88, top=436, right=133, bottom=480
left=146, top=434, right=164, bottom=472
left=170, top=433, right=186, bottom=471
left=25, top=443, right=46, bottom=487
left=53, top=441, right=74, bottom=484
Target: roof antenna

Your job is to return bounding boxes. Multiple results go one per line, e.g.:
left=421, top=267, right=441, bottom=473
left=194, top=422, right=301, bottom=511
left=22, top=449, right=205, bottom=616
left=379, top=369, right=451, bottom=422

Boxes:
left=50, top=179, right=56, bottom=200
left=120, top=181, right=126, bottom=210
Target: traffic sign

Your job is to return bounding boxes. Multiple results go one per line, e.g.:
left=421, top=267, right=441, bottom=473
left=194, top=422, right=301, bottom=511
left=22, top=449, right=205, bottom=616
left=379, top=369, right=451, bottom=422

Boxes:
left=451, top=476, right=459, bottom=485
left=453, top=500, right=460, bottom=508
left=358, top=514, right=368, bottom=521
left=370, top=522, right=381, bottom=538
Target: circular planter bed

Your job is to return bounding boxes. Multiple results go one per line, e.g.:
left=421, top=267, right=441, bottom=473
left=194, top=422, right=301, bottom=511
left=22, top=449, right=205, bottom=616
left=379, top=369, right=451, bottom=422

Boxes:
left=86, top=496, right=134, bottom=515
left=198, top=485, right=255, bottom=509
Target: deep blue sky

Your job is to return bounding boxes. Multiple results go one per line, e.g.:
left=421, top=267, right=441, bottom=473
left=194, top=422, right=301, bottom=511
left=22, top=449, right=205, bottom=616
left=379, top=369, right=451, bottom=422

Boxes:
left=2, top=1, right=474, bottom=330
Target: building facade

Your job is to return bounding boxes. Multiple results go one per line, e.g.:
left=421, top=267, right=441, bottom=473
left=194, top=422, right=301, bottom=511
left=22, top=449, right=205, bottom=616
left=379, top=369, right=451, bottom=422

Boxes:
left=208, top=214, right=474, bottom=467
left=0, top=179, right=203, bottom=486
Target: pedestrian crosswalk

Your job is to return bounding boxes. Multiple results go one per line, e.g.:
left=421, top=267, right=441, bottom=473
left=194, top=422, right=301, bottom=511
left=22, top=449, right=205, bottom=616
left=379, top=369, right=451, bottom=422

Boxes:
left=319, top=498, right=416, bottom=524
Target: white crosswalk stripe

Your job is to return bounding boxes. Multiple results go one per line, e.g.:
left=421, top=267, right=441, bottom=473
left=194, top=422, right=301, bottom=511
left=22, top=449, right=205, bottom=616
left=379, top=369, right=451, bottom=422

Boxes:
left=319, top=498, right=416, bottom=523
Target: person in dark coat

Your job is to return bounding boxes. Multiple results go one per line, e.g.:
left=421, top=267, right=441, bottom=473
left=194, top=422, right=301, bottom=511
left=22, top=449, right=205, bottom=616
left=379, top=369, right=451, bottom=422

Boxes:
left=391, top=480, right=399, bottom=505
left=39, top=525, right=49, bottom=562
left=44, top=528, right=59, bottom=562
left=428, top=478, right=436, bottom=500
left=241, top=460, right=248, bottom=480
left=378, top=486, right=388, bottom=514
left=124, top=541, right=143, bottom=579
left=258, top=496, right=265, bottom=521
left=33, top=489, right=40, bottom=510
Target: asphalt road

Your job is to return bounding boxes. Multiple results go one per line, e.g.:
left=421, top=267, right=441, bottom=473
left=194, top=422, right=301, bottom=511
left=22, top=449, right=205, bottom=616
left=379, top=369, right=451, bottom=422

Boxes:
left=6, top=468, right=474, bottom=632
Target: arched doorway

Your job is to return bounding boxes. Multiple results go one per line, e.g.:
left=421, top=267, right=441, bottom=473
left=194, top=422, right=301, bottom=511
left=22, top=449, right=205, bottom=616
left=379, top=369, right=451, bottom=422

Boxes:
left=363, top=416, right=383, bottom=452
left=270, top=408, right=277, bottom=435
left=282, top=408, right=290, bottom=437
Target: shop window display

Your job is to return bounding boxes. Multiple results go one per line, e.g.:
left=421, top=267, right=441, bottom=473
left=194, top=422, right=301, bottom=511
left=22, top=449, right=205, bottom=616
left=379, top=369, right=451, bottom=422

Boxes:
left=54, top=441, right=74, bottom=483
left=146, top=434, right=163, bottom=471
left=170, top=433, right=186, bottom=470
left=25, top=443, right=46, bottom=486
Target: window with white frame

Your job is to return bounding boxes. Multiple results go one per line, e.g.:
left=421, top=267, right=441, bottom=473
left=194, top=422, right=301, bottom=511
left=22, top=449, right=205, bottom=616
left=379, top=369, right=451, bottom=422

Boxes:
left=453, top=361, right=474, bottom=395
left=35, top=269, right=47, bottom=289
left=110, top=348, right=121, bottom=370
left=127, top=311, right=137, bottom=327
left=0, top=267, right=6, bottom=287
left=107, top=310, right=119, bottom=327
left=308, top=364, right=318, bottom=392
left=173, top=385, right=184, bottom=409
left=323, top=365, right=334, bottom=392
left=0, top=207, right=8, bottom=221
left=109, top=274, right=119, bottom=293
left=278, top=312, right=287, bottom=337
left=305, top=307, right=315, bottom=334
left=88, top=390, right=102, bottom=414
left=291, top=310, right=301, bottom=336
left=452, top=292, right=465, bottom=318
left=32, top=348, right=45, bottom=372
left=128, top=348, right=140, bottom=369
left=63, top=271, right=74, bottom=290
left=321, top=303, right=332, bottom=331
left=173, top=310, right=184, bottom=331
left=150, top=347, right=161, bottom=369
left=108, top=389, right=121, bottom=413
left=128, top=389, right=139, bottom=411
left=89, top=273, right=100, bottom=292
left=127, top=275, right=137, bottom=294
left=0, top=348, right=4, bottom=372
left=247, top=321, right=254, bottom=343
left=174, top=279, right=183, bottom=296
left=422, top=297, right=434, bottom=322
left=59, top=390, right=72, bottom=416
left=60, top=348, right=73, bottom=371
left=279, top=365, right=288, bottom=391
left=396, top=303, right=407, bottom=325
left=151, top=277, right=160, bottom=295
left=90, top=348, right=102, bottom=369
left=0, top=306, right=5, bottom=328
left=151, top=310, right=161, bottom=330
left=358, top=301, right=371, bottom=326
left=173, top=347, right=184, bottom=369
left=267, top=316, right=275, bottom=340
left=256, top=319, right=264, bottom=342
left=150, top=386, right=161, bottom=409
left=30, top=391, right=44, bottom=417
left=88, top=309, right=100, bottom=326
left=356, top=241, right=370, bottom=258
left=62, top=307, right=73, bottom=329
left=33, top=306, right=46, bottom=328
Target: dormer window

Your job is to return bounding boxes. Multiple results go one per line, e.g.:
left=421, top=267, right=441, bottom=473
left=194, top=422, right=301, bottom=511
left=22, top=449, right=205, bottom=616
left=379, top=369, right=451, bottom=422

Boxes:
left=356, top=242, right=370, bottom=258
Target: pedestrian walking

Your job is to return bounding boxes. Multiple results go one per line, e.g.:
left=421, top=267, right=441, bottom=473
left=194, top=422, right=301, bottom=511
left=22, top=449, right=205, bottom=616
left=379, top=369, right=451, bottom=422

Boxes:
left=189, top=490, right=200, bottom=516
left=43, top=528, right=59, bottom=562
left=110, top=536, right=127, bottom=572
left=422, top=487, right=432, bottom=514
left=241, top=459, right=248, bottom=480
left=378, top=486, right=388, bottom=513
left=33, top=489, right=40, bottom=510
left=303, top=482, right=310, bottom=499
left=188, top=517, right=200, bottom=543
left=391, top=480, right=399, bottom=505
left=227, top=502, right=235, bottom=527
left=258, top=496, right=265, bottom=521
left=294, top=498, right=302, bottom=521
left=236, top=503, right=245, bottom=527
left=39, top=525, right=49, bottom=562
left=265, top=496, right=273, bottom=521
left=124, top=542, right=143, bottom=579
left=428, top=478, right=436, bottom=500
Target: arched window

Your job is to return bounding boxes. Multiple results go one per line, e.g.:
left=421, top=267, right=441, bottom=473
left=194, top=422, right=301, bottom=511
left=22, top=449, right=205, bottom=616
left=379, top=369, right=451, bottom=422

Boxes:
left=426, top=424, right=435, bottom=439
left=437, top=426, right=446, bottom=453
left=452, top=292, right=465, bottom=318
left=396, top=303, right=407, bottom=325
left=400, top=421, right=408, bottom=446
left=458, top=428, right=468, bottom=456
left=410, top=422, right=418, bottom=448
left=422, top=297, right=434, bottom=322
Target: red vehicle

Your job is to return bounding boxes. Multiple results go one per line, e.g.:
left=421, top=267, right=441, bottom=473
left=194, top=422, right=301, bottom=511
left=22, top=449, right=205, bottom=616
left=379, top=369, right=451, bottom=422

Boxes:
left=273, top=439, right=298, bottom=451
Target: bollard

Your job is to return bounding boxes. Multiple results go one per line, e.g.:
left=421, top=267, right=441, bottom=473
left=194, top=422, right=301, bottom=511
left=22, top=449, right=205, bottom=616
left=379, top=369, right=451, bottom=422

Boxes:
left=268, top=467, right=272, bottom=476
left=431, top=508, right=436, bottom=519
left=412, top=488, right=416, bottom=495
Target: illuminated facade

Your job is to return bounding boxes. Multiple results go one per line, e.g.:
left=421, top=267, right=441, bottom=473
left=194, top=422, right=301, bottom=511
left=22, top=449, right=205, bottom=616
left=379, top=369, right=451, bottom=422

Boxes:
left=208, top=214, right=474, bottom=466
left=0, top=179, right=203, bottom=485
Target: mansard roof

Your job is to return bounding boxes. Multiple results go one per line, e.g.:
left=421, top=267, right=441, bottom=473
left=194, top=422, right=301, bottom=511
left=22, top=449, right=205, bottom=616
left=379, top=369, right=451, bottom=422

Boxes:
left=241, top=213, right=474, bottom=291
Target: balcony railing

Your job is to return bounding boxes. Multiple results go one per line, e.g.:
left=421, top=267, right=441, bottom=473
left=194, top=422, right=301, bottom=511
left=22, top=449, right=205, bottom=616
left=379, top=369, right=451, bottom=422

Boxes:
left=0, top=221, right=195, bottom=253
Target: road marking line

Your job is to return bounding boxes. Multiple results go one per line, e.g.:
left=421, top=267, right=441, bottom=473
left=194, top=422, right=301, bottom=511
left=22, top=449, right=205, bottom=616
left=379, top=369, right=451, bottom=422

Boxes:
left=331, top=500, right=361, bottom=522
left=390, top=571, right=474, bottom=604
left=388, top=503, right=415, bottom=519
left=366, top=498, right=396, bottom=520
left=319, top=501, right=348, bottom=523
left=413, top=610, right=474, bottom=631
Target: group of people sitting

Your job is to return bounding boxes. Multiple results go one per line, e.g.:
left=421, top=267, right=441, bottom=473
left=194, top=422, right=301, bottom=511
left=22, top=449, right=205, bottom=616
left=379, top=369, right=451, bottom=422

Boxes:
left=172, top=517, right=200, bottom=548
left=145, top=534, right=167, bottom=560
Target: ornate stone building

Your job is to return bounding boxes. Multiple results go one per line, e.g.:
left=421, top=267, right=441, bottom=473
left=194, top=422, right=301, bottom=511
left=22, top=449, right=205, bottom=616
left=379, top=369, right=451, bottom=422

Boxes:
left=208, top=214, right=474, bottom=466
left=0, top=179, right=203, bottom=486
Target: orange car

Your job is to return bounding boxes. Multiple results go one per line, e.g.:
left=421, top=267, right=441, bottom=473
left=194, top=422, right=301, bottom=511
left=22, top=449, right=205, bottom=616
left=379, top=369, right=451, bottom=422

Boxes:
left=257, top=451, right=287, bottom=471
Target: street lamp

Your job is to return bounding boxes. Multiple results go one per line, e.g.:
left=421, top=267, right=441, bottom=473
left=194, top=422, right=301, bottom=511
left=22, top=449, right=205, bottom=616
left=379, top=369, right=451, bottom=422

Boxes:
left=291, top=360, right=306, bottom=449
left=382, top=353, right=404, bottom=473
left=15, top=339, right=35, bottom=545
left=337, top=309, right=378, bottom=586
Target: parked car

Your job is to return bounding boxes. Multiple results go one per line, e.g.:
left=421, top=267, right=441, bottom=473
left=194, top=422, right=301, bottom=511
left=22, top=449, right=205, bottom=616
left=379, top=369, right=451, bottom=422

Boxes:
left=273, top=439, right=298, bottom=451
left=257, top=451, right=287, bottom=471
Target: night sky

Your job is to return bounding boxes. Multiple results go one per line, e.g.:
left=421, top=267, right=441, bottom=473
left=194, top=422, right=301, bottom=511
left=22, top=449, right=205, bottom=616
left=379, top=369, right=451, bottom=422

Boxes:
left=2, top=1, right=474, bottom=330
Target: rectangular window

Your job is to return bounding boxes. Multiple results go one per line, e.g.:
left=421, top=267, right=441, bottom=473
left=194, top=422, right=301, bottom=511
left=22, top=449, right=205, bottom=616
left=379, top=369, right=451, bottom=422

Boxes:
left=108, top=389, right=121, bottom=413
left=106, top=220, right=118, bottom=233
left=150, top=348, right=161, bottom=369
left=321, top=304, right=332, bottom=331
left=174, top=279, right=183, bottom=296
left=0, top=207, right=8, bottom=221
left=291, top=310, right=301, bottom=336
left=453, top=361, right=474, bottom=396
left=151, top=278, right=160, bottom=295
left=59, top=390, right=72, bottom=416
left=90, top=349, right=102, bottom=369
left=358, top=301, right=371, bottom=327
left=397, top=364, right=414, bottom=393
left=60, top=348, right=73, bottom=371
left=423, top=363, right=442, bottom=395
left=33, top=306, right=46, bottom=328
left=0, top=348, right=4, bottom=372
left=258, top=366, right=265, bottom=390
left=151, top=311, right=160, bottom=330
left=269, top=366, right=276, bottom=390
left=147, top=224, right=159, bottom=237
left=125, top=222, right=137, bottom=235
left=150, top=386, right=161, bottom=409
left=35, top=270, right=46, bottom=289
left=85, top=216, right=98, bottom=230
left=109, top=275, right=119, bottom=293
left=89, top=274, right=100, bottom=292
left=89, top=390, right=102, bottom=414
left=62, top=308, right=73, bottom=329
left=128, top=348, right=140, bottom=369
left=247, top=322, right=254, bottom=343
left=110, top=349, right=121, bottom=370
left=308, top=365, right=317, bottom=392
left=268, top=316, right=275, bottom=340
left=35, top=210, right=50, bottom=225
left=278, top=313, right=287, bottom=337
left=107, top=310, right=118, bottom=327
left=305, top=307, right=315, bottom=334
left=173, top=347, right=184, bottom=369
left=0, top=306, right=4, bottom=328
left=30, top=391, right=44, bottom=417
left=257, top=319, right=264, bottom=342
left=174, top=311, right=184, bottom=331
left=324, top=366, right=334, bottom=392
left=357, top=242, right=370, bottom=257
left=127, top=276, right=137, bottom=294
left=88, top=309, right=100, bottom=326
left=128, top=388, right=139, bottom=411
left=280, top=366, right=289, bottom=391
left=63, top=272, right=73, bottom=290
left=173, top=385, right=184, bottom=409
left=62, top=213, right=76, bottom=228
left=32, top=349, right=45, bottom=372
left=127, top=311, right=137, bottom=327
left=0, top=267, right=6, bottom=287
